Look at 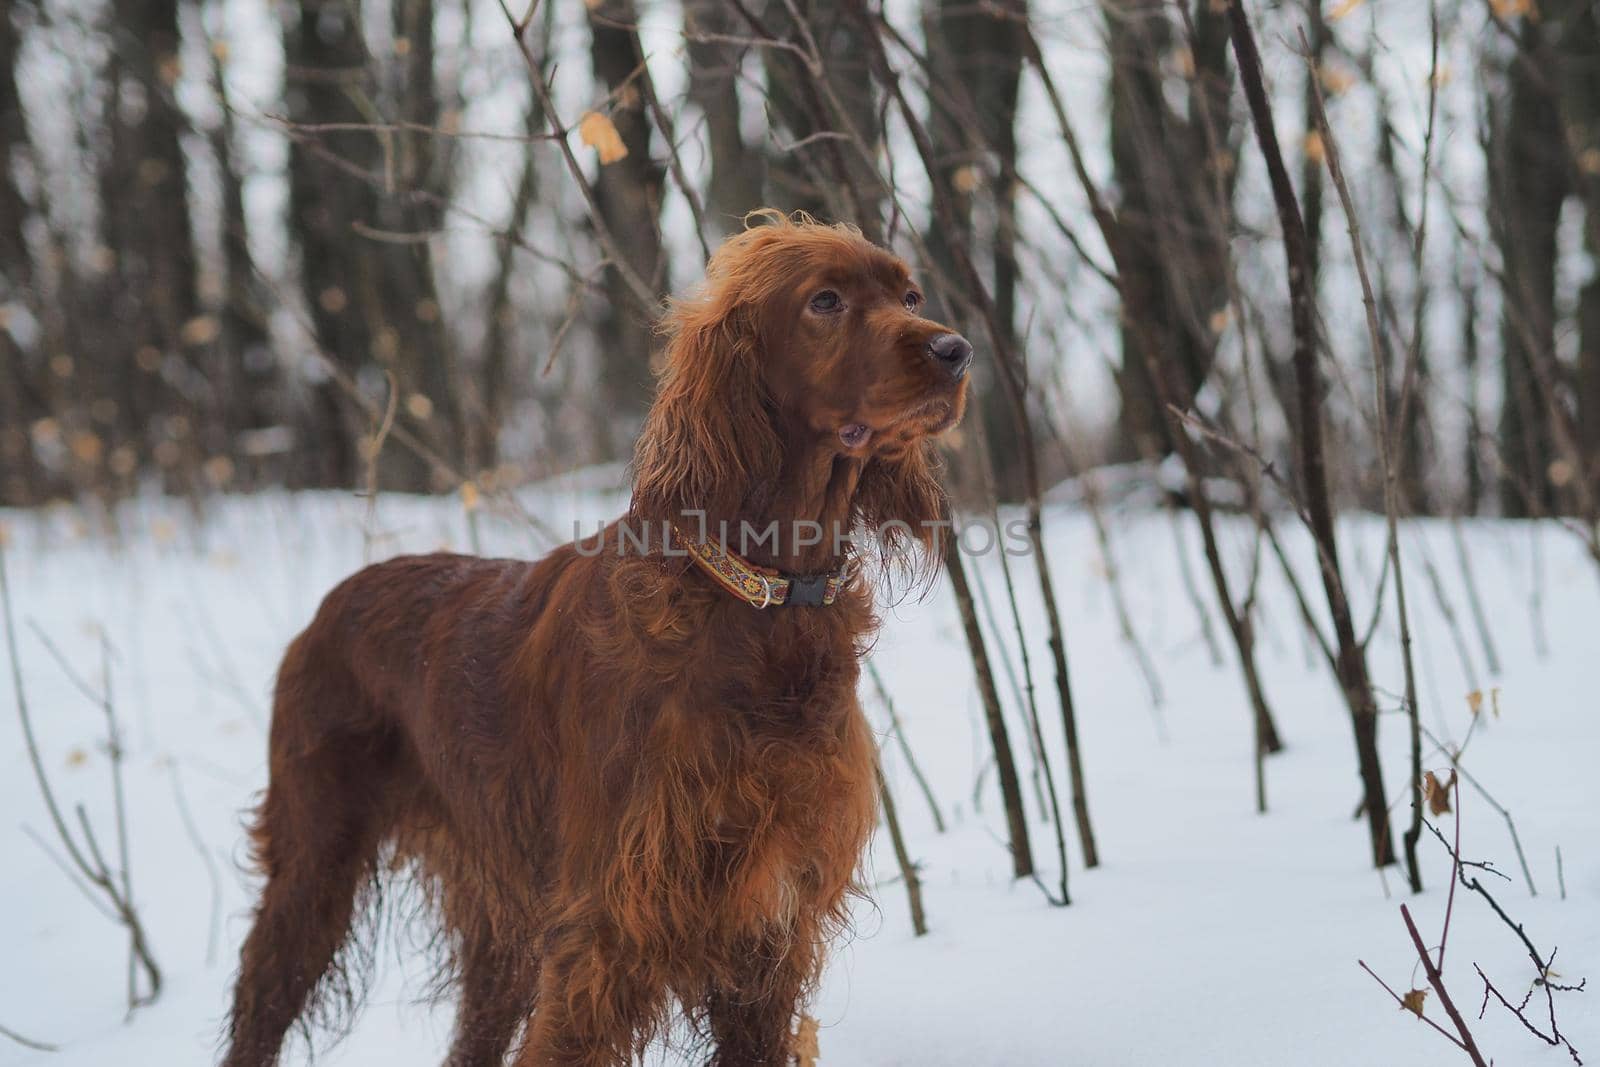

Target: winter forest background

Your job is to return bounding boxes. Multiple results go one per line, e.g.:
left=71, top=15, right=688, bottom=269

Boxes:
left=2, top=0, right=1599, bottom=1064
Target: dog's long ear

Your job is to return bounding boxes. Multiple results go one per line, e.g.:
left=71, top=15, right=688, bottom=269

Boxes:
left=630, top=296, right=781, bottom=525
left=853, top=439, right=948, bottom=590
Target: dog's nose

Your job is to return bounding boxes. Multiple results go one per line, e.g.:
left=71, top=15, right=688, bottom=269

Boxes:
left=927, top=333, right=974, bottom=380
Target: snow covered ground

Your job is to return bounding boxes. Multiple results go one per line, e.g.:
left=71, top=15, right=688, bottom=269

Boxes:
left=2, top=486, right=1596, bottom=1065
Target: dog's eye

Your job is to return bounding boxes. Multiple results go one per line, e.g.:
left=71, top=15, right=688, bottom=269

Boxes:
left=808, top=290, right=843, bottom=314
left=903, top=291, right=922, bottom=312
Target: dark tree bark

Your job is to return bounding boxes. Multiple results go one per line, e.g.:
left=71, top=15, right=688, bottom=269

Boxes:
left=943, top=536, right=1034, bottom=880
left=758, top=0, right=882, bottom=239
left=475, top=103, right=543, bottom=475
left=1569, top=5, right=1600, bottom=497
left=1489, top=17, right=1569, bottom=517
left=284, top=0, right=458, bottom=492
left=1461, top=265, right=1486, bottom=515
left=924, top=0, right=1027, bottom=501
left=390, top=0, right=463, bottom=475
left=100, top=0, right=200, bottom=485
left=204, top=13, right=279, bottom=485
left=1226, top=0, right=1394, bottom=868
left=684, top=0, right=764, bottom=237
left=586, top=0, right=667, bottom=459
left=0, top=0, right=46, bottom=504
left=1106, top=0, right=1234, bottom=465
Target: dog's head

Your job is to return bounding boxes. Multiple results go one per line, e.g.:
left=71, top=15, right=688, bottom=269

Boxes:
left=631, top=213, right=971, bottom=568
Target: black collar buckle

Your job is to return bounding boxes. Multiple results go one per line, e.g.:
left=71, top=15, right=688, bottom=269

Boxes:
left=785, top=573, right=830, bottom=607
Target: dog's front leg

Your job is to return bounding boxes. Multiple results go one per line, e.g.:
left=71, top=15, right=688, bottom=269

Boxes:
left=513, top=922, right=661, bottom=1067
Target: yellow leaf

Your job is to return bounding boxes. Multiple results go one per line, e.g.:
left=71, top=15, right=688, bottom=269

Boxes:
left=1320, top=63, right=1356, bottom=96
left=65, top=747, right=89, bottom=769
left=1328, top=0, right=1364, bottom=21
left=1490, top=0, right=1534, bottom=17
left=203, top=455, right=235, bottom=488
left=70, top=432, right=104, bottom=465
left=793, top=1014, right=820, bottom=1067
left=180, top=314, right=220, bottom=346
left=1466, top=690, right=1483, bottom=716
left=951, top=165, right=982, bottom=195
left=1401, top=988, right=1428, bottom=1017
left=578, top=111, right=628, bottom=165
left=460, top=481, right=481, bottom=513
left=1304, top=130, right=1326, bottom=165
left=319, top=286, right=348, bottom=313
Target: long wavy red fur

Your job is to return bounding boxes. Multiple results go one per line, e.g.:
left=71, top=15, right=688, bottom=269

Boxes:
left=222, top=215, right=966, bottom=1066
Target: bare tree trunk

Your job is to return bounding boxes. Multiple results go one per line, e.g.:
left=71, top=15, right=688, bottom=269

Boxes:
left=203, top=9, right=278, bottom=486
left=1226, top=0, right=1394, bottom=868
left=0, top=0, right=48, bottom=505
left=1490, top=19, right=1568, bottom=517
left=758, top=0, right=882, bottom=238
left=943, top=535, right=1035, bottom=880
left=284, top=0, right=457, bottom=492
left=390, top=0, right=462, bottom=480
left=587, top=0, right=667, bottom=459
left=924, top=0, right=1027, bottom=501
left=476, top=102, right=544, bottom=475
left=684, top=0, right=763, bottom=237
left=1572, top=7, right=1600, bottom=494
left=1106, top=0, right=1233, bottom=465
left=856, top=7, right=1100, bottom=867
left=101, top=0, right=199, bottom=489
left=876, top=761, right=928, bottom=936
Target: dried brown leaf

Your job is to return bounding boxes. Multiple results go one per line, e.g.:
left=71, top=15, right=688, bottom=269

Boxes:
left=1401, top=988, right=1428, bottom=1017
left=1422, top=770, right=1456, bottom=816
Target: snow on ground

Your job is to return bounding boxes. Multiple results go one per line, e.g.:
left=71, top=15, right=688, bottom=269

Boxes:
left=2, top=486, right=1596, bottom=1066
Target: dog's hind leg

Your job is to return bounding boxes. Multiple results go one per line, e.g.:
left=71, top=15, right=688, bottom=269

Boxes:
left=704, top=931, right=813, bottom=1067
left=443, top=919, right=537, bottom=1067
left=222, top=648, right=394, bottom=1067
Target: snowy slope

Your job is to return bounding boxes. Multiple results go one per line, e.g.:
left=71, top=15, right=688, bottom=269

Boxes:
left=2, top=489, right=1595, bottom=1065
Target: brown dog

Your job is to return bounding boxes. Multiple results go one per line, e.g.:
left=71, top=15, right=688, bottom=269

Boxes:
left=221, top=215, right=972, bottom=1066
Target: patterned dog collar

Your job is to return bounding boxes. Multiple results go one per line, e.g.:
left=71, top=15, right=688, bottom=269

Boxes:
left=670, top=525, right=847, bottom=608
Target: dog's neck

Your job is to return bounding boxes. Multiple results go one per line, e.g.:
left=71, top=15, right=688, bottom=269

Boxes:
left=661, top=438, right=862, bottom=578
left=742, top=441, right=864, bottom=574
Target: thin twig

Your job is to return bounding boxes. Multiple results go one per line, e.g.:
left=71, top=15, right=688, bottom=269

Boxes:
left=865, top=661, right=945, bottom=834
left=170, top=765, right=223, bottom=966
left=1400, top=903, right=1490, bottom=1066
left=0, top=1022, right=57, bottom=1053
left=875, top=761, right=928, bottom=937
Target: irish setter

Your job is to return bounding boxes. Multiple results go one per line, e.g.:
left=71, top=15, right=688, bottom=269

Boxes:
left=221, top=215, right=972, bottom=1066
